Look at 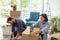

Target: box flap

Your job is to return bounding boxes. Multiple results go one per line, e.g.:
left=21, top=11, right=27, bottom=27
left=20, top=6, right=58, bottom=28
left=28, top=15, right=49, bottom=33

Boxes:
left=22, top=27, right=30, bottom=34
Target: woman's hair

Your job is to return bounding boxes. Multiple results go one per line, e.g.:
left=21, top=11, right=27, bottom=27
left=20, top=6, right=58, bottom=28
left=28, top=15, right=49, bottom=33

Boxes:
left=40, top=14, right=48, bottom=22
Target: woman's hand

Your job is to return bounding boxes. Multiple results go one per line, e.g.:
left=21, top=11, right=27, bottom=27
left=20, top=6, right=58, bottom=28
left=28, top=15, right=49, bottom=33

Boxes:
left=35, top=31, right=42, bottom=34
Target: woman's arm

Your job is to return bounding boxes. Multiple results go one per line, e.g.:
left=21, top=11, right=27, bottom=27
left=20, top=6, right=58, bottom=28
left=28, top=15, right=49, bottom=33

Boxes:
left=41, top=24, right=50, bottom=34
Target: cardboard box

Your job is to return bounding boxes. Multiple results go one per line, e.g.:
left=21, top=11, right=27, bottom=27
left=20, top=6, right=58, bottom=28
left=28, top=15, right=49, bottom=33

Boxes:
left=50, top=33, right=60, bottom=40
left=22, top=27, right=40, bottom=40
left=10, top=11, right=21, bottom=18
left=33, top=27, right=40, bottom=32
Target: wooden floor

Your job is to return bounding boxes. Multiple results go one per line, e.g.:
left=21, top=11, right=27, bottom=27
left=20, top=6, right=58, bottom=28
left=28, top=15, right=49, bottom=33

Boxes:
left=3, top=35, right=21, bottom=40
left=3, top=35, right=10, bottom=40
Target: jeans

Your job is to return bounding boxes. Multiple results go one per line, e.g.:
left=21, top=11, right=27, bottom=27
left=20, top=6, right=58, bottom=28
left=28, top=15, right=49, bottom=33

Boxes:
left=40, top=34, right=47, bottom=40
left=11, top=32, right=17, bottom=37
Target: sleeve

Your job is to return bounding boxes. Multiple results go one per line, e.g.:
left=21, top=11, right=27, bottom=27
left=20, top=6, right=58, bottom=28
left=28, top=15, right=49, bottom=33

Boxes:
left=12, top=25, right=15, bottom=32
left=41, top=23, right=50, bottom=34
left=22, top=21, right=26, bottom=29
left=17, top=23, right=22, bottom=35
left=33, top=21, right=40, bottom=27
left=17, top=20, right=26, bottom=33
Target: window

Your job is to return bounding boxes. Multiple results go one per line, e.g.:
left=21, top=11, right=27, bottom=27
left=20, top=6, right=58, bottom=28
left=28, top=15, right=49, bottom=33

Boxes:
left=0, top=0, right=18, bottom=18
left=0, top=0, right=18, bottom=25
left=0, top=0, right=10, bottom=18
left=22, top=0, right=41, bottom=19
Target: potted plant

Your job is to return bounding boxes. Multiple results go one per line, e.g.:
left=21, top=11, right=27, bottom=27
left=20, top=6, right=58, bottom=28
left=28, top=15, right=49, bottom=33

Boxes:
left=51, top=17, right=60, bottom=33
left=10, top=0, right=17, bottom=10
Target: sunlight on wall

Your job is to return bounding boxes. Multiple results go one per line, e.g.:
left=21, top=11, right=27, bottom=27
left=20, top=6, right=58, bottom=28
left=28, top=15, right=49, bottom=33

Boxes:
left=0, top=0, right=59, bottom=25
left=50, top=0, right=60, bottom=17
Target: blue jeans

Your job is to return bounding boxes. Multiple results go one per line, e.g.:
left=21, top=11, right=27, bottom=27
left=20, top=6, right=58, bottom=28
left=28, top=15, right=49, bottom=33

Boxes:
left=40, top=34, right=47, bottom=40
left=11, top=32, right=17, bottom=38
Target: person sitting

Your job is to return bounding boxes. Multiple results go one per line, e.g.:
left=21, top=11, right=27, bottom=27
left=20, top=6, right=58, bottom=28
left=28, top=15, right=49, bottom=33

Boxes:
left=31, top=14, right=50, bottom=40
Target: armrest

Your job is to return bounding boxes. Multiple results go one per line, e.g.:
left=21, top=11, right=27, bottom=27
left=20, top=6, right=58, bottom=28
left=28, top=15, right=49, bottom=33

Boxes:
left=26, top=19, right=31, bottom=21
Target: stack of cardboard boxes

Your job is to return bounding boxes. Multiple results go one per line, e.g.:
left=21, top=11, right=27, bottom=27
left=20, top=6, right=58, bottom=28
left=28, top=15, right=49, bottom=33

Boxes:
left=10, top=6, right=21, bottom=18
left=22, top=27, right=40, bottom=40
left=50, top=33, right=60, bottom=40
left=10, top=11, right=21, bottom=18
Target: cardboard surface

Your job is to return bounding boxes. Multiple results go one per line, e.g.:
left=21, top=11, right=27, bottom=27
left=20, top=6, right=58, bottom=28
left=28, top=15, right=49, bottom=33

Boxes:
left=33, top=27, right=40, bottom=32
left=50, top=33, right=60, bottom=40
left=22, top=27, right=40, bottom=40
left=10, top=11, right=21, bottom=18
left=22, top=34, right=39, bottom=40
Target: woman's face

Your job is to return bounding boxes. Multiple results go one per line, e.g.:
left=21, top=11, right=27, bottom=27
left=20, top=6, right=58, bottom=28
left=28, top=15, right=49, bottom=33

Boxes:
left=40, top=16, right=45, bottom=22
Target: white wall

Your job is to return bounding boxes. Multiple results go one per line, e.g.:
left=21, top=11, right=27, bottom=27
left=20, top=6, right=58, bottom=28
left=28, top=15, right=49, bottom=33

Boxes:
left=50, top=0, right=60, bottom=17
left=17, top=0, right=21, bottom=10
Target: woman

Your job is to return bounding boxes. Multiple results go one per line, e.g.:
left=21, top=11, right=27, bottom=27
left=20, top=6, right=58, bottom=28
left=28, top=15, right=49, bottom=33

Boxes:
left=31, top=14, right=50, bottom=40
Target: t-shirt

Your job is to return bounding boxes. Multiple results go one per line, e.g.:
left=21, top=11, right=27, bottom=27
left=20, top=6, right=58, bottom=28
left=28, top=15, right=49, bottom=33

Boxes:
left=12, top=19, right=26, bottom=33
